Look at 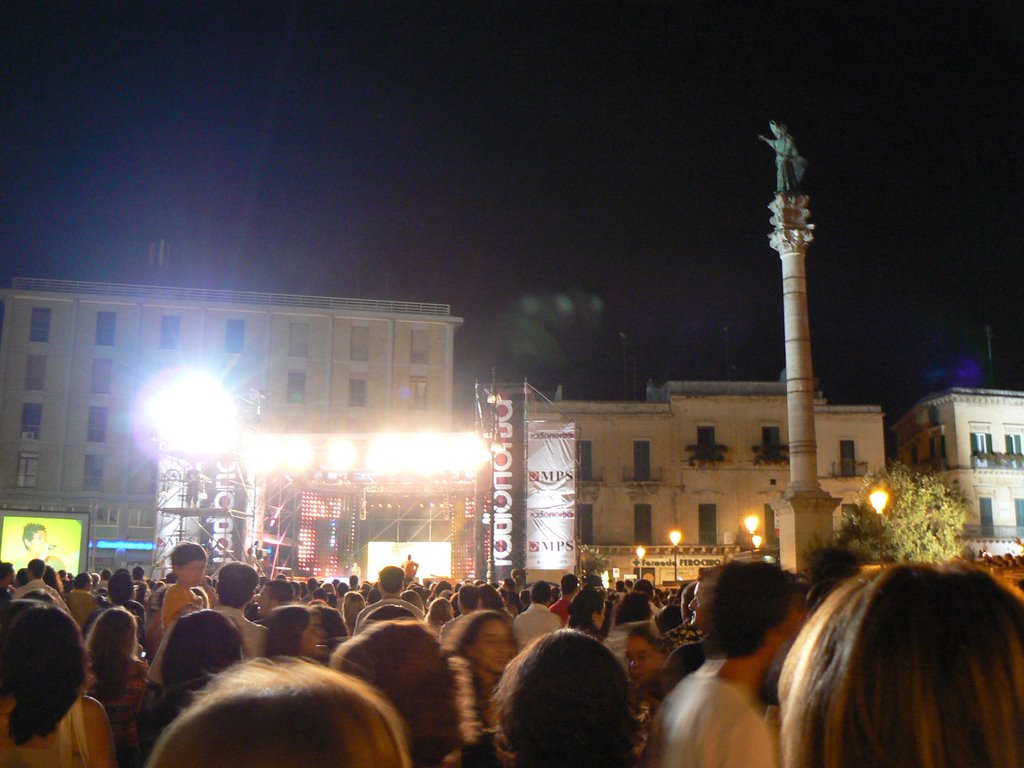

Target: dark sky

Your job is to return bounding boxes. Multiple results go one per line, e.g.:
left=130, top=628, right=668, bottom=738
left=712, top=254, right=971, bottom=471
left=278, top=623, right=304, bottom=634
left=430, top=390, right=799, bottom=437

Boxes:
left=3, top=2, right=1023, bottom=428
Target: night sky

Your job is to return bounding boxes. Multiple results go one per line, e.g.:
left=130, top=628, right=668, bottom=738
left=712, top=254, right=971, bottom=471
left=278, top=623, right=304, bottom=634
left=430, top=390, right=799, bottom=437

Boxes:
left=3, top=3, right=1023, bottom=432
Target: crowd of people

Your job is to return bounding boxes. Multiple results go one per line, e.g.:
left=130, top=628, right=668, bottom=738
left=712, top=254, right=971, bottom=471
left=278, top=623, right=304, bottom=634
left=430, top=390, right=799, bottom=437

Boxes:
left=1, top=545, right=1023, bottom=767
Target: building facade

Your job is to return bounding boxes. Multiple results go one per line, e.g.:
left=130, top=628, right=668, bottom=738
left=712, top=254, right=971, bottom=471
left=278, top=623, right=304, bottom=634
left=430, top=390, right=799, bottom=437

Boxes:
left=531, top=380, right=885, bottom=582
left=893, top=387, right=1024, bottom=555
left=0, top=278, right=462, bottom=571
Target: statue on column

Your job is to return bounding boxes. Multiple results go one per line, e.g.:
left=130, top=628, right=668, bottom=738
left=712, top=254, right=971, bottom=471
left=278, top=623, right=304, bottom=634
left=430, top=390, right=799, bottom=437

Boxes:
left=759, top=121, right=807, bottom=194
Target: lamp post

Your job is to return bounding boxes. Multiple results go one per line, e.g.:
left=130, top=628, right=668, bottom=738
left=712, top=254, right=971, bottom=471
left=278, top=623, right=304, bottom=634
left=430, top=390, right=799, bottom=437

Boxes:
left=635, top=545, right=646, bottom=581
left=744, top=514, right=759, bottom=551
left=869, top=488, right=889, bottom=566
left=668, top=530, right=682, bottom=582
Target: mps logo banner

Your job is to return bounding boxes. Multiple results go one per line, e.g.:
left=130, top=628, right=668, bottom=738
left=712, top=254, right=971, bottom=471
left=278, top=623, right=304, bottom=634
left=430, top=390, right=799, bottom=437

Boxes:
left=526, top=422, right=576, bottom=570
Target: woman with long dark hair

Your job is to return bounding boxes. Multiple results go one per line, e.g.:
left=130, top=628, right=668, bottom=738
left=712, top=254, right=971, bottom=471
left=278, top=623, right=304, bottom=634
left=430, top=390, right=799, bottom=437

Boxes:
left=0, top=604, right=116, bottom=767
left=567, top=587, right=607, bottom=638
left=265, top=604, right=328, bottom=663
left=87, top=606, right=149, bottom=768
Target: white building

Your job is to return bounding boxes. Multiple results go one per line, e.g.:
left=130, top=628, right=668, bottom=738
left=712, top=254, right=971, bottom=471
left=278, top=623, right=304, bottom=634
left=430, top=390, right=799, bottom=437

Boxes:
left=0, top=278, right=462, bottom=571
left=893, top=387, right=1024, bottom=555
left=531, top=380, right=885, bottom=582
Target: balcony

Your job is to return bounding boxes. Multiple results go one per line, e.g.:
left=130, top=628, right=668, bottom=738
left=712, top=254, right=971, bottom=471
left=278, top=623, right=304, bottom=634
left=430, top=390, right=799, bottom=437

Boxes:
left=752, top=443, right=789, bottom=465
left=831, top=460, right=868, bottom=478
left=622, top=467, right=663, bottom=483
left=963, top=524, right=1024, bottom=539
left=686, top=444, right=728, bottom=467
left=971, top=452, right=1024, bottom=470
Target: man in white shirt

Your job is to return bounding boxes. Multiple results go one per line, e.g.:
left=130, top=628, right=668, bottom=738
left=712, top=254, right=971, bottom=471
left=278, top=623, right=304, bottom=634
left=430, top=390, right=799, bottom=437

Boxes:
left=12, top=558, right=69, bottom=611
left=514, top=581, right=562, bottom=650
left=651, top=562, right=803, bottom=768
left=214, top=562, right=267, bottom=658
left=353, top=566, right=425, bottom=635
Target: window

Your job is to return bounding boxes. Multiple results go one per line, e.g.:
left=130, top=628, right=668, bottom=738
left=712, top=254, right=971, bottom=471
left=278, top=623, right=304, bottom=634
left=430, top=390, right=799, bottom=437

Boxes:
left=410, top=330, right=428, bottom=364
left=94, top=508, right=119, bottom=525
left=129, top=508, right=156, bottom=527
left=289, top=323, right=309, bottom=358
left=350, top=327, right=369, bottom=362
left=16, top=452, right=38, bottom=488
left=410, top=378, right=427, bottom=410
left=91, top=358, right=112, bottom=394
left=225, top=319, right=245, bottom=353
left=287, top=371, right=306, bottom=404
left=95, top=311, right=116, bottom=346
left=83, top=455, right=104, bottom=491
left=979, top=497, right=994, bottom=529
left=1006, top=433, right=1023, bottom=455
left=579, top=503, right=594, bottom=545
left=839, top=440, right=857, bottom=476
left=632, top=440, right=651, bottom=481
left=21, top=403, right=42, bottom=439
left=762, top=426, right=781, bottom=448
left=764, top=503, right=778, bottom=546
left=633, top=504, right=652, bottom=545
left=25, top=355, right=46, bottom=390
left=349, top=377, right=367, bottom=407
left=971, top=431, right=993, bottom=455
left=1015, top=499, right=1024, bottom=530
left=579, top=440, right=594, bottom=481
left=698, top=503, right=717, bottom=545
left=697, top=426, right=716, bottom=448
left=87, top=406, right=108, bottom=442
left=160, top=315, right=181, bottom=349
left=29, top=308, right=51, bottom=342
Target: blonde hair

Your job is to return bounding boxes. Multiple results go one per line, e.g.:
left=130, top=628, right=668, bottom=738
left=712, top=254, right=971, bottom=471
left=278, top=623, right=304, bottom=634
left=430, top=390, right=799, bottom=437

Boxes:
left=148, top=658, right=411, bottom=768
left=780, top=563, right=1024, bottom=768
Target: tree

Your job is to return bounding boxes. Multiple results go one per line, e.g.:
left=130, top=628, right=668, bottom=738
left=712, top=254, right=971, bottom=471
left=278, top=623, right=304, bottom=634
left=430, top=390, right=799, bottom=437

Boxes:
left=835, top=463, right=968, bottom=563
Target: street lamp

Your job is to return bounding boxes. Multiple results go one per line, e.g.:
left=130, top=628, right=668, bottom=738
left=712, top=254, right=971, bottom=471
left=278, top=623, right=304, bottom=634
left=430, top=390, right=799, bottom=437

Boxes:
left=744, top=514, right=759, bottom=549
left=668, top=530, right=682, bottom=582
left=635, top=545, right=646, bottom=580
left=869, top=488, right=889, bottom=565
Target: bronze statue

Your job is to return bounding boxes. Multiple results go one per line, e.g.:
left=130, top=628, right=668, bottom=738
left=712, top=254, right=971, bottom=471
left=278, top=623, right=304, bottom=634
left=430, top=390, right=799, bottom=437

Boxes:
left=759, top=121, right=807, bottom=194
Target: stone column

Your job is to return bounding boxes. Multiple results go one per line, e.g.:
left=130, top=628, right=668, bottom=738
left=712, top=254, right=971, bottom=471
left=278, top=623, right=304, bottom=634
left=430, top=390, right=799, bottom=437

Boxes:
left=768, top=194, right=839, bottom=571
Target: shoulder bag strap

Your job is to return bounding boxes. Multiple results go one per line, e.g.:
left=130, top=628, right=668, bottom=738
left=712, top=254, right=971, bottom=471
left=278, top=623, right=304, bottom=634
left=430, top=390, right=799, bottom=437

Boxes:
left=69, top=697, right=92, bottom=768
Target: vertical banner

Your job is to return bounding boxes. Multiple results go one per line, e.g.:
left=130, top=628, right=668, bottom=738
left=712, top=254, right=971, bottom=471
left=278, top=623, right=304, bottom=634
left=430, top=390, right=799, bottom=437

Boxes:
left=526, top=422, right=577, bottom=570
left=482, top=386, right=527, bottom=582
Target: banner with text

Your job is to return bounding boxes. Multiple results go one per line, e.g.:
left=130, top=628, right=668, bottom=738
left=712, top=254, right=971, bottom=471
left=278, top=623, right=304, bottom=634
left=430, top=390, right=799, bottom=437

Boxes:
left=526, top=421, right=576, bottom=570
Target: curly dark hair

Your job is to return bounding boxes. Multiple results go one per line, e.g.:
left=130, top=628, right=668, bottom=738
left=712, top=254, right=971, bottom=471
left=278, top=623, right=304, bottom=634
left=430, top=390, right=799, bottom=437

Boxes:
left=0, top=605, right=86, bottom=744
left=495, top=630, right=638, bottom=768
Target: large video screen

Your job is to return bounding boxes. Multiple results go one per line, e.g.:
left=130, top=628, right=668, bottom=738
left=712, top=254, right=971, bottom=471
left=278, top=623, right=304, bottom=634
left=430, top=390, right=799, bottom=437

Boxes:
left=0, top=512, right=91, bottom=574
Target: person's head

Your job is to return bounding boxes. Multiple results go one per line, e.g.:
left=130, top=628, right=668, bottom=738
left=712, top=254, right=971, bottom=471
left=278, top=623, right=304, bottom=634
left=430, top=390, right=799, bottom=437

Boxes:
left=349, top=573, right=360, bottom=589
left=107, top=570, right=134, bottom=605
left=781, top=563, right=1024, bottom=768
left=26, top=558, right=45, bottom=580
left=612, top=591, right=652, bottom=626
left=42, top=565, right=60, bottom=591
left=161, top=609, right=243, bottom=694
left=559, top=573, right=580, bottom=599
left=258, top=578, right=295, bottom=615
left=170, top=542, right=207, bottom=588
left=655, top=603, right=683, bottom=634
left=86, top=606, right=139, bottom=700
left=0, top=562, right=14, bottom=588
left=333, top=621, right=461, bottom=767
left=400, top=589, right=425, bottom=613
left=804, top=546, right=862, bottom=612
left=568, top=587, right=606, bottom=634
left=131, top=565, right=146, bottom=581
left=631, top=578, right=654, bottom=599
left=341, top=590, right=366, bottom=634
left=99, top=568, right=112, bottom=583
left=529, top=580, right=553, bottom=606
left=266, top=605, right=328, bottom=662
left=216, top=562, right=260, bottom=609
left=427, top=596, right=454, bottom=628
left=443, top=609, right=516, bottom=684
left=310, top=604, right=347, bottom=646
left=378, top=565, right=405, bottom=596
left=701, top=562, right=793, bottom=658
left=148, top=658, right=411, bottom=768
left=22, top=524, right=47, bottom=560
left=478, top=584, right=504, bottom=611
left=0, top=605, right=85, bottom=744
left=457, top=583, right=480, bottom=613
left=625, top=624, right=668, bottom=688
left=73, top=572, right=92, bottom=590
left=495, top=630, right=638, bottom=768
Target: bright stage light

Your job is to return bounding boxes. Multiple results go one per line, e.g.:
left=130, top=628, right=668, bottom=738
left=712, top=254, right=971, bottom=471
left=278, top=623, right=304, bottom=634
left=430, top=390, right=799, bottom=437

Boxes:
left=243, top=433, right=282, bottom=473
left=410, top=433, right=448, bottom=475
left=326, top=439, right=357, bottom=471
left=449, top=433, right=491, bottom=474
left=284, top=436, right=315, bottom=472
left=143, top=370, right=239, bottom=455
left=366, top=434, right=408, bottom=474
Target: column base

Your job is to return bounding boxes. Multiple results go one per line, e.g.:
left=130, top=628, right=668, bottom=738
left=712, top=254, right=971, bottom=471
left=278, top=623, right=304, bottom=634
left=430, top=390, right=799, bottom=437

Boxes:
left=772, top=487, right=840, bottom=572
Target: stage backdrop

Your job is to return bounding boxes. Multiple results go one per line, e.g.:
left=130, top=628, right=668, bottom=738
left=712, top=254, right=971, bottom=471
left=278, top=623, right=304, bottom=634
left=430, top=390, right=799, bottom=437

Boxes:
left=526, top=422, right=576, bottom=571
